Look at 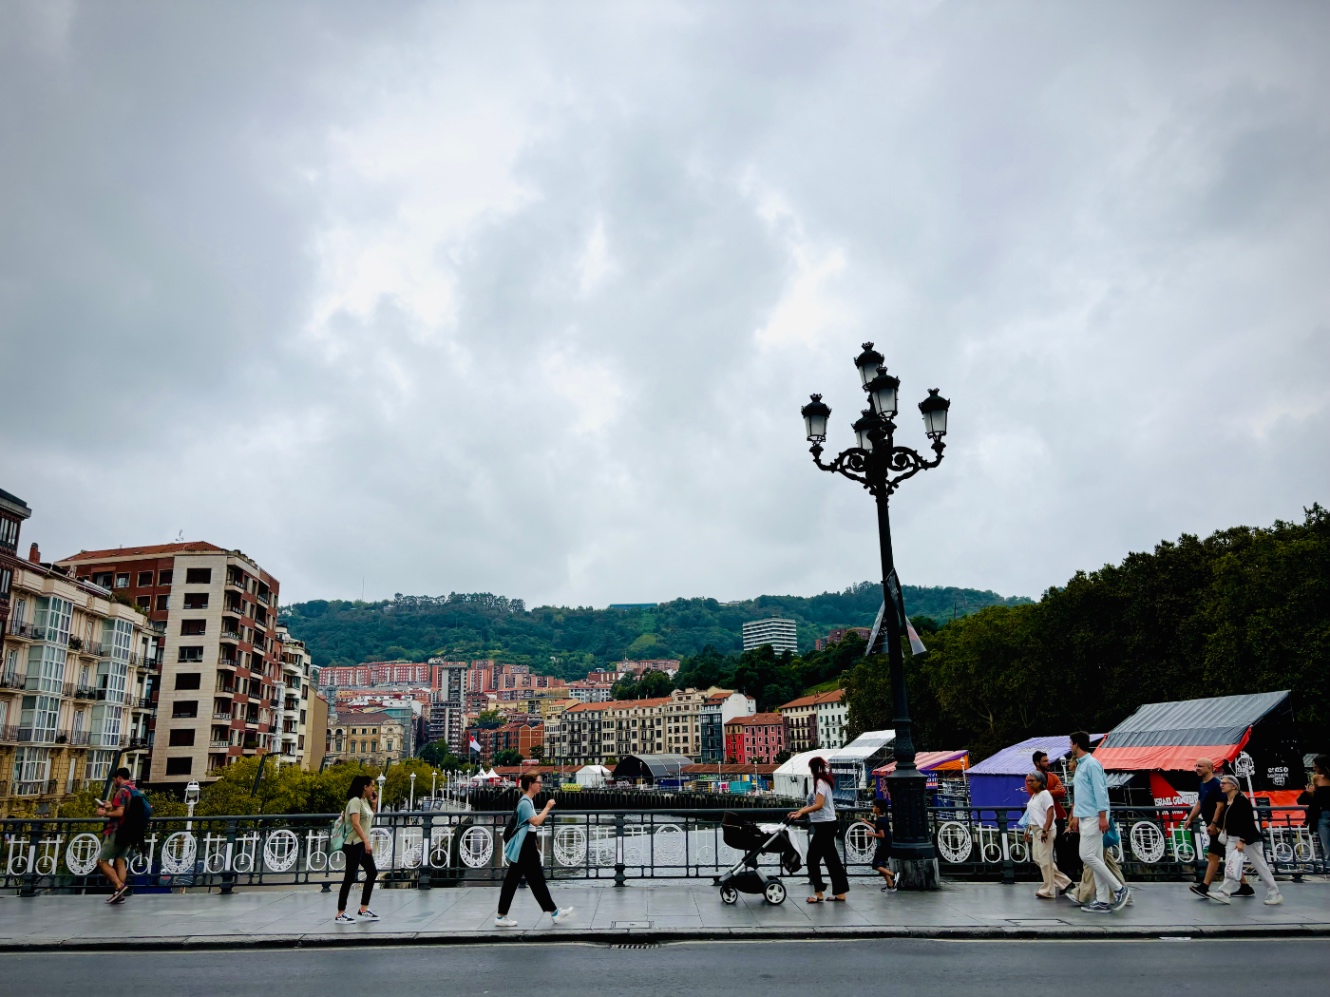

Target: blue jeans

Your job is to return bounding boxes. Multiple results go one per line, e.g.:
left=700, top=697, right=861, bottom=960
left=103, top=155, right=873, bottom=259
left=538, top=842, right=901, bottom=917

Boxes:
left=1318, top=814, right=1330, bottom=868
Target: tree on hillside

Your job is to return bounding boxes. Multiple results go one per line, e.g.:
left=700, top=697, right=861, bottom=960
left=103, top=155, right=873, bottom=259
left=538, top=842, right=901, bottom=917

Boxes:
left=494, top=748, right=523, bottom=767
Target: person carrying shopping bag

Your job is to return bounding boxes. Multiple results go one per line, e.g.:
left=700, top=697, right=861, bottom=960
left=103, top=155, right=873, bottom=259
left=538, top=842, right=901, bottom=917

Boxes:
left=788, top=756, right=849, bottom=903
left=1214, top=774, right=1283, bottom=905
left=495, top=773, right=573, bottom=927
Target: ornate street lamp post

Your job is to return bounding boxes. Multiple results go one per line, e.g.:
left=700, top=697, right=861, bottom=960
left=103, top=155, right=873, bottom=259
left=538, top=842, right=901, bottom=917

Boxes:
left=801, top=342, right=951, bottom=890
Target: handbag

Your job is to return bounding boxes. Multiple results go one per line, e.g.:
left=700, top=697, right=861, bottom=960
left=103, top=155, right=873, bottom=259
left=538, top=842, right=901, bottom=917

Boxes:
left=1103, top=819, right=1121, bottom=849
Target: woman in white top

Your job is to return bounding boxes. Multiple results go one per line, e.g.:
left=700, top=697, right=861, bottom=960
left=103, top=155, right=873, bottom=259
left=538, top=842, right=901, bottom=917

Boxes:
left=335, top=775, right=379, bottom=923
left=788, top=756, right=849, bottom=903
left=1024, top=771, right=1071, bottom=898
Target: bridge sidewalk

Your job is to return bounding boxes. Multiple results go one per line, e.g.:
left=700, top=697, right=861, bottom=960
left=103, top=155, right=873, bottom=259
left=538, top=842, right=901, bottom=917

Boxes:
left=2, top=881, right=1328, bottom=950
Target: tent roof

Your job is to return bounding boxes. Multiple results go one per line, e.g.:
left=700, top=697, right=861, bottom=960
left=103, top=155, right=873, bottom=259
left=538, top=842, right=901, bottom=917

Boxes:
left=832, top=730, right=895, bottom=762
left=873, top=750, right=969, bottom=776
left=576, top=765, right=611, bottom=774
left=611, top=754, right=694, bottom=780
left=774, top=749, right=840, bottom=777
left=1096, top=691, right=1290, bottom=771
left=968, top=735, right=1094, bottom=776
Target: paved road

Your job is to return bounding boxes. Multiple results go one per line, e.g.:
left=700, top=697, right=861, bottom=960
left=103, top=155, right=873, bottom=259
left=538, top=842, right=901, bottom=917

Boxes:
left=3, top=939, right=1327, bottom=996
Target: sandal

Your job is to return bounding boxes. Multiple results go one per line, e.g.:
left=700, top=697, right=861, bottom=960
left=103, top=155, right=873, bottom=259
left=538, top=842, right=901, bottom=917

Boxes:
left=806, top=896, right=824, bottom=904
left=827, top=896, right=848, bottom=902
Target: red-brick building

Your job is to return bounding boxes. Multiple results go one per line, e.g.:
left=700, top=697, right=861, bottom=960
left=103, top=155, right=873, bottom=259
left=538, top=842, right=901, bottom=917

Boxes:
left=724, top=712, right=787, bottom=764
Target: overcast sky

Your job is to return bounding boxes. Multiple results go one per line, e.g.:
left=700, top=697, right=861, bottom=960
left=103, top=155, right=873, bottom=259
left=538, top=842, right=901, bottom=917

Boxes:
left=2, top=1, right=1327, bottom=609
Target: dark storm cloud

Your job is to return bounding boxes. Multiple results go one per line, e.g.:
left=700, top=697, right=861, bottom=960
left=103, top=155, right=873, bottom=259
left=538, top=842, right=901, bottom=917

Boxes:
left=2, top=1, right=1327, bottom=607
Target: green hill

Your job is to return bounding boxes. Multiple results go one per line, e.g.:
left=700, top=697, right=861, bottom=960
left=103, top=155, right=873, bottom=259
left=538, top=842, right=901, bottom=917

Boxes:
left=280, top=582, right=1029, bottom=676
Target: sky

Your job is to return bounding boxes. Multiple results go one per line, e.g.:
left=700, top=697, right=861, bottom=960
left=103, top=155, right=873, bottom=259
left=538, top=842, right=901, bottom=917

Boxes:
left=2, top=1, right=1327, bottom=608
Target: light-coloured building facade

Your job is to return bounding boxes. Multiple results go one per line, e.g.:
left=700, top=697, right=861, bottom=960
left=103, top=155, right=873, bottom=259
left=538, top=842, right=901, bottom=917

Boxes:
left=546, top=688, right=718, bottom=765
left=699, top=690, right=756, bottom=762
left=776, top=693, right=821, bottom=753
left=275, top=625, right=313, bottom=769
left=815, top=689, right=848, bottom=749
left=58, top=542, right=282, bottom=789
left=325, top=710, right=409, bottom=767
left=742, top=617, right=798, bottom=654
left=2, top=549, right=156, bottom=816
left=304, top=692, right=329, bottom=772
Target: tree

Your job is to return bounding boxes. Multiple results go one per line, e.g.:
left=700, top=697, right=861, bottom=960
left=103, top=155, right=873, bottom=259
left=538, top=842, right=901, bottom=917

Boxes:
left=611, top=673, right=638, bottom=699
left=474, top=710, right=506, bottom=728
left=775, top=749, right=792, bottom=764
left=418, top=739, right=463, bottom=769
left=635, top=669, right=674, bottom=699
left=493, top=748, right=523, bottom=767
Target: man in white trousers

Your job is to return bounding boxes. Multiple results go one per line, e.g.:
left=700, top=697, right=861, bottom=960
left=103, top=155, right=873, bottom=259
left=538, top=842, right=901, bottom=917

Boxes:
left=1068, top=730, right=1130, bottom=913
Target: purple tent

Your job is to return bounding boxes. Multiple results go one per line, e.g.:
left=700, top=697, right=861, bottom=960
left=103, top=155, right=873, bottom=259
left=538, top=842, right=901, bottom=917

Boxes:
left=967, top=734, right=1101, bottom=812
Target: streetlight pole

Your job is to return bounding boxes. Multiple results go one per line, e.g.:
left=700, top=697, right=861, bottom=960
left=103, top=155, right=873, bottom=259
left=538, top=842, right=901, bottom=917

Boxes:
left=409, top=772, right=416, bottom=811
left=801, top=342, right=951, bottom=890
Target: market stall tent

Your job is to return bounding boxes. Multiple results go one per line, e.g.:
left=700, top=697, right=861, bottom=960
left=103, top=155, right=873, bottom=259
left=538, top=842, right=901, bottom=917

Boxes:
left=872, top=749, right=969, bottom=800
left=966, top=735, right=1102, bottom=812
left=574, top=764, right=611, bottom=788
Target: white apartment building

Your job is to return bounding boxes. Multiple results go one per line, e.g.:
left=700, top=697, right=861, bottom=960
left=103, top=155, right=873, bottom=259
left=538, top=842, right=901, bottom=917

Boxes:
left=742, top=617, right=799, bottom=654
left=815, top=689, right=849, bottom=749
left=275, top=625, right=313, bottom=769
left=2, top=551, right=156, bottom=816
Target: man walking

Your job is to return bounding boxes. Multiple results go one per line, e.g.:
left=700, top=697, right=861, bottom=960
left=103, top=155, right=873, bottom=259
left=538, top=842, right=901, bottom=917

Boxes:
left=1068, top=732, right=1129, bottom=913
left=95, top=768, right=135, bottom=904
left=1185, top=757, right=1252, bottom=899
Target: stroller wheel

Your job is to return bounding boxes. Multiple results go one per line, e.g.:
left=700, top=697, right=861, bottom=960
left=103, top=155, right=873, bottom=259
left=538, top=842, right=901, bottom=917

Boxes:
left=764, top=880, right=787, bottom=905
left=720, top=886, right=739, bottom=905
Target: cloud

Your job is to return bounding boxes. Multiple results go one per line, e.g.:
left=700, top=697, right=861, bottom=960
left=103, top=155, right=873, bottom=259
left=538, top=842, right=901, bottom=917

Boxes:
left=2, top=0, right=1327, bottom=610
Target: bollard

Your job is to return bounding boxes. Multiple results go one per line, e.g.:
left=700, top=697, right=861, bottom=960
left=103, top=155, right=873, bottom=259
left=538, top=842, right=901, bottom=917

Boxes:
left=613, top=812, right=627, bottom=888
left=998, top=811, right=1015, bottom=884
left=220, top=819, right=238, bottom=895
left=420, top=813, right=433, bottom=891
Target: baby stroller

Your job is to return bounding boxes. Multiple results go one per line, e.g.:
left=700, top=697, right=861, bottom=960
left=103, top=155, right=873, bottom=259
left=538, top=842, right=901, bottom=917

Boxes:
left=714, top=812, right=803, bottom=905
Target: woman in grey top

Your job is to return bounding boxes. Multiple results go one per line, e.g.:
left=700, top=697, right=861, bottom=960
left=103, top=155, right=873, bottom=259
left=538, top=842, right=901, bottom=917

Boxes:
left=788, top=756, right=849, bottom=902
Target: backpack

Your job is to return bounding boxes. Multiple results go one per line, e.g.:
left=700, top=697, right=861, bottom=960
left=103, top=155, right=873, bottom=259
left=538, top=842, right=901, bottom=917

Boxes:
left=329, top=804, right=354, bottom=850
left=115, top=788, right=152, bottom=849
left=502, top=803, right=524, bottom=843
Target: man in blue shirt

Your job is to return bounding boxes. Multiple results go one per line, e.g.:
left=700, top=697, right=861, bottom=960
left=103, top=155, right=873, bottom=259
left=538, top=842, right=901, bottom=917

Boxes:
left=1185, top=757, right=1251, bottom=899
left=1069, top=731, right=1129, bottom=913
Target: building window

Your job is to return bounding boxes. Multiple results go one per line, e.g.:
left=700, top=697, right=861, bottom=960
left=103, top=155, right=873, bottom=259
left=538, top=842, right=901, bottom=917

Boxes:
left=183, top=593, right=209, bottom=610
left=168, top=729, right=196, bottom=747
left=156, top=595, right=170, bottom=611
left=92, top=572, right=113, bottom=588
left=135, top=595, right=150, bottom=610
left=175, top=673, right=202, bottom=691
left=180, top=620, right=206, bottom=636
left=159, top=570, right=173, bottom=585
left=0, top=516, right=18, bottom=549
left=185, top=568, right=212, bottom=584
left=115, top=573, right=130, bottom=589
left=0, top=567, right=10, bottom=597
left=177, top=646, right=204, bottom=662
left=172, top=701, right=199, bottom=718
left=137, top=571, right=154, bottom=587
left=165, top=757, right=193, bottom=775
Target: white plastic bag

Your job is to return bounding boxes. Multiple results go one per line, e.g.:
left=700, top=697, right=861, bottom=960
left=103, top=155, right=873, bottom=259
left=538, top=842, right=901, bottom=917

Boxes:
left=1223, top=842, right=1246, bottom=882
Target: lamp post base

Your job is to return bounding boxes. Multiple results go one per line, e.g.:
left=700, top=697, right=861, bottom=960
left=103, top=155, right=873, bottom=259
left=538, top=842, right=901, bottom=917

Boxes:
left=891, top=856, right=940, bottom=891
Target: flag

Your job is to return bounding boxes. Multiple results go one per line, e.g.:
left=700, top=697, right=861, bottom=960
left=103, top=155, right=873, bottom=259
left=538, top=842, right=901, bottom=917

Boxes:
left=469, top=736, right=481, bottom=754
left=904, top=617, right=927, bottom=656
left=866, top=571, right=926, bottom=656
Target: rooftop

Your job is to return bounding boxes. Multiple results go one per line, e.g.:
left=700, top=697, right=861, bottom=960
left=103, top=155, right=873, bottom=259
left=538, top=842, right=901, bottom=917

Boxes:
left=59, top=541, right=229, bottom=562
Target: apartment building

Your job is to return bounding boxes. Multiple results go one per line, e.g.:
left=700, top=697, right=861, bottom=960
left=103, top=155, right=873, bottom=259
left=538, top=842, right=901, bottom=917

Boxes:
left=275, top=625, right=313, bottom=769
left=614, top=659, right=680, bottom=677
left=545, top=688, right=717, bottom=765
left=815, top=689, right=848, bottom=749
left=699, top=690, right=756, bottom=762
left=325, top=710, right=408, bottom=767
left=3, top=544, right=156, bottom=816
left=318, top=660, right=430, bottom=689
left=467, top=720, right=543, bottom=762
left=0, top=488, right=33, bottom=638
left=724, top=713, right=787, bottom=764
left=305, top=692, right=330, bottom=772
left=742, top=617, right=798, bottom=654
left=778, top=690, right=846, bottom=752
left=57, top=542, right=282, bottom=789
left=568, top=681, right=613, bottom=703
left=428, top=659, right=467, bottom=755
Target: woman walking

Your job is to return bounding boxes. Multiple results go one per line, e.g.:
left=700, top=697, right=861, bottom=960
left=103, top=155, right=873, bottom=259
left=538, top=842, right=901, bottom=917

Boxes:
left=1024, top=771, right=1072, bottom=898
left=1298, top=754, right=1330, bottom=866
left=789, top=756, right=849, bottom=903
left=495, top=773, right=573, bottom=927
left=334, top=775, right=379, bottom=924
left=1214, top=773, right=1282, bottom=905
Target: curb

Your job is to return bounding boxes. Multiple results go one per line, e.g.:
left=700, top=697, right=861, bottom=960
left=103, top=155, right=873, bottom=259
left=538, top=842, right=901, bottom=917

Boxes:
left=3, top=922, right=1328, bottom=952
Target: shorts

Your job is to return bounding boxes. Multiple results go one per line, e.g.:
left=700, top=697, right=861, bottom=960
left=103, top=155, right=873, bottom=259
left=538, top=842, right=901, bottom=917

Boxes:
left=99, top=835, right=131, bottom=863
left=1206, top=835, right=1226, bottom=859
left=871, top=847, right=893, bottom=869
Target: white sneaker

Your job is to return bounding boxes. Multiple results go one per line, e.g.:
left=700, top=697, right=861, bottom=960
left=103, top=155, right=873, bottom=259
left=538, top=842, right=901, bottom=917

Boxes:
left=551, top=906, right=574, bottom=923
left=334, top=913, right=356, bottom=924
left=494, top=915, right=519, bottom=927
left=1264, top=894, right=1284, bottom=906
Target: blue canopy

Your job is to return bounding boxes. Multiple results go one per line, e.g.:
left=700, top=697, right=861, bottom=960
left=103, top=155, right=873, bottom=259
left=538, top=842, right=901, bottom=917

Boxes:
left=967, top=734, right=1101, bottom=812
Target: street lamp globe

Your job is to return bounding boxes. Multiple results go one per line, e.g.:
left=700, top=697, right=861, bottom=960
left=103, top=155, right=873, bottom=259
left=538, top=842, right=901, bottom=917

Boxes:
left=918, top=388, right=951, bottom=440
left=854, top=342, right=885, bottom=387
left=852, top=409, right=878, bottom=452
left=184, top=781, right=201, bottom=806
left=801, top=394, right=832, bottom=442
left=865, top=367, right=900, bottom=420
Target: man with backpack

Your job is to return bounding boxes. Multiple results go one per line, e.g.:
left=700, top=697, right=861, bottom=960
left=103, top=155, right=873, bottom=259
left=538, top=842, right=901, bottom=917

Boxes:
left=96, top=768, right=143, bottom=904
left=494, top=773, right=572, bottom=927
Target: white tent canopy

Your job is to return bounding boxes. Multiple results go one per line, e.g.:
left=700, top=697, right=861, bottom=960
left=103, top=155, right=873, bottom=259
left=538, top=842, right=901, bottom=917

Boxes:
left=772, top=731, right=896, bottom=801
left=574, top=765, right=611, bottom=787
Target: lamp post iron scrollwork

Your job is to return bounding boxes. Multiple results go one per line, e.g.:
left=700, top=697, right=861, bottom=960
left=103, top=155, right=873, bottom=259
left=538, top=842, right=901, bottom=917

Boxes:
left=801, top=342, right=951, bottom=890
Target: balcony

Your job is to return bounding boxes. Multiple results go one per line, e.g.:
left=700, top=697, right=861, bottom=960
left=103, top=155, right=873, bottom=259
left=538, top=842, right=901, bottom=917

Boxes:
left=225, top=574, right=245, bottom=591
left=13, top=779, right=61, bottom=797
left=209, top=738, right=231, bottom=749
left=131, top=695, right=154, bottom=710
left=127, top=737, right=151, bottom=751
left=4, top=621, right=41, bottom=641
left=70, top=684, right=99, bottom=701
left=0, top=669, right=24, bottom=690
left=213, top=711, right=233, bottom=721
left=220, top=630, right=241, bottom=643
left=12, top=727, right=91, bottom=746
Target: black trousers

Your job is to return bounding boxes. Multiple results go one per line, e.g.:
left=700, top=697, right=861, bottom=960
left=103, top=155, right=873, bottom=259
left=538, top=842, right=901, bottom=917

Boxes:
left=338, top=841, right=377, bottom=911
left=807, top=822, right=849, bottom=895
left=498, top=834, right=556, bottom=915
